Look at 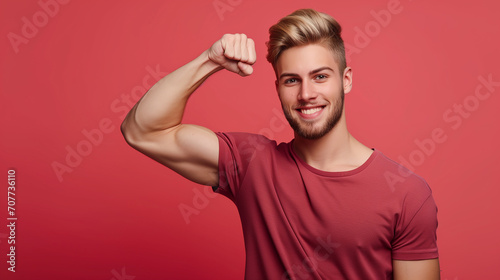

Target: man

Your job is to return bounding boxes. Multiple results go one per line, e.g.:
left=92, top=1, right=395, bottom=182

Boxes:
left=121, top=8, right=440, bottom=280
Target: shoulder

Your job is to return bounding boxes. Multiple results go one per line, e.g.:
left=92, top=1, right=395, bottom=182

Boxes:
left=373, top=151, right=438, bottom=236
left=373, top=149, right=433, bottom=197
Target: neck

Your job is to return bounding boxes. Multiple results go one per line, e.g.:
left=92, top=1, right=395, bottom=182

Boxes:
left=292, top=116, right=373, bottom=172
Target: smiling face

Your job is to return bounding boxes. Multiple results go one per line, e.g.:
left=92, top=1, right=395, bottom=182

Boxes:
left=275, top=43, right=352, bottom=140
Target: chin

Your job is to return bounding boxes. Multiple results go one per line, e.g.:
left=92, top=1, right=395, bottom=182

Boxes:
left=284, top=105, right=343, bottom=140
left=287, top=117, right=333, bottom=140
left=295, top=125, right=334, bottom=140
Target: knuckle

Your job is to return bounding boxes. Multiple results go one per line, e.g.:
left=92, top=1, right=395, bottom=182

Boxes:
left=222, top=34, right=233, bottom=43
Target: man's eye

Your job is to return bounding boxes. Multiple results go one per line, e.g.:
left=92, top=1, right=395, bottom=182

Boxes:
left=315, top=74, right=327, bottom=80
left=285, top=78, right=297, bottom=84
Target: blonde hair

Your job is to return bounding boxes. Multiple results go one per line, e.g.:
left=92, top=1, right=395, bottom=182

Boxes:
left=266, top=9, right=346, bottom=72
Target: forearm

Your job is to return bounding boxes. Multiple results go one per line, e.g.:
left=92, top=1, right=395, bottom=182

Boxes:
left=122, top=50, right=222, bottom=136
left=120, top=34, right=254, bottom=186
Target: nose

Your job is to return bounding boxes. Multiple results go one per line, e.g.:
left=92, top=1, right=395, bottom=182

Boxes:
left=298, top=80, right=317, bottom=101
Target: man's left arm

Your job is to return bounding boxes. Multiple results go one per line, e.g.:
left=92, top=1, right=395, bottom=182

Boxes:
left=393, top=258, right=440, bottom=280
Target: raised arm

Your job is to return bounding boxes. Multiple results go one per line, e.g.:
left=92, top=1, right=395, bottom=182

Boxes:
left=121, top=34, right=256, bottom=186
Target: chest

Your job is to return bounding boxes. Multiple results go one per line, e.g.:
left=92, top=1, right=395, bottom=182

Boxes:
left=237, top=161, right=398, bottom=250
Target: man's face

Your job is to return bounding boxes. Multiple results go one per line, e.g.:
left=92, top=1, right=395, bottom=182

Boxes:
left=275, top=44, right=351, bottom=140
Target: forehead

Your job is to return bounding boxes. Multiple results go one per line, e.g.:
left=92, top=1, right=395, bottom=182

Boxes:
left=275, top=44, right=339, bottom=76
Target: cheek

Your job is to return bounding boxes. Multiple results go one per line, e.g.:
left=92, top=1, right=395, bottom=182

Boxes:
left=278, top=88, right=294, bottom=102
left=322, top=83, right=342, bottom=97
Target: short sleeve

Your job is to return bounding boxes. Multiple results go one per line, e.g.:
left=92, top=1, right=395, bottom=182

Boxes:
left=212, top=132, right=268, bottom=201
left=392, top=191, right=439, bottom=260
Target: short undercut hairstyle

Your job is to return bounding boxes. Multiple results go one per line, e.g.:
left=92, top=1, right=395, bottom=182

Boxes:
left=266, top=9, right=346, bottom=73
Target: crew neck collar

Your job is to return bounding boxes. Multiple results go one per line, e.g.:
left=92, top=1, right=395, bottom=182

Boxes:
left=288, top=141, right=378, bottom=177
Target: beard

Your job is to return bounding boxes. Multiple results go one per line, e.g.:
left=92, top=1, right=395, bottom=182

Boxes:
left=282, top=88, right=344, bottom=140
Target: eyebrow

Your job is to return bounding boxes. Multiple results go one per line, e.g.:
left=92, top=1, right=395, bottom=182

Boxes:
left=279, top=66, right=335, bottom=80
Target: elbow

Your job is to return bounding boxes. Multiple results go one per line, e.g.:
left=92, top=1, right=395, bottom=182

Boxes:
left=120, top=113, right=161, bottom=150
left=120, top=119, right=129, bottom=139
left=120, top=107, right=144, bottom=147
left=120, top=117, right=156, bottom=151
left=120, top=119, right=139, bottom=148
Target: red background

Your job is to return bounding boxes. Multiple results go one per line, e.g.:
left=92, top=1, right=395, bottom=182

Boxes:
left=1, top=0, right=499, bottom=279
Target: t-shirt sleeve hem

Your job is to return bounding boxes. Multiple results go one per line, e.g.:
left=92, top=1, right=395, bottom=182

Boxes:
left=211, top=132, right=237, bottom=201
left=392, top=250, right=439, bottom=261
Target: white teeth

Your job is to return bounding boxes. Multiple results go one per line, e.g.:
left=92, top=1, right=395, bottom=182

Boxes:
left=300, top=107, right=322, bottom=115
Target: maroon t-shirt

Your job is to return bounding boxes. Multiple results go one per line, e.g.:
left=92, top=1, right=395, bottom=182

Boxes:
left=214, top=132, right=439, bottom=280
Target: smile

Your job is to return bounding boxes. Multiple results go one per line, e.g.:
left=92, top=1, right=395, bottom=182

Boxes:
left=300, top=107, right=322, bottom=114
left=295, top=106, right=325, bottom=119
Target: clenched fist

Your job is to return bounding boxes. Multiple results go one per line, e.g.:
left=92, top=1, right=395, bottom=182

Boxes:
left=207, top=33, right=257, bottom=76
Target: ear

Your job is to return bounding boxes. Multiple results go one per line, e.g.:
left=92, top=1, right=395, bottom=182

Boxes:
left=275, top=79, right=279, bottom=96
left=343, top=67, right=353, bottom=94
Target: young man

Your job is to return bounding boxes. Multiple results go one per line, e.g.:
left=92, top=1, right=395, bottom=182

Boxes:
left=121, top=9, right=440, bottom=280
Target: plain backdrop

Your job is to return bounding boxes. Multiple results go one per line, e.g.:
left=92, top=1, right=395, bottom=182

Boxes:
left=1, top=0, right=499, bottom=279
